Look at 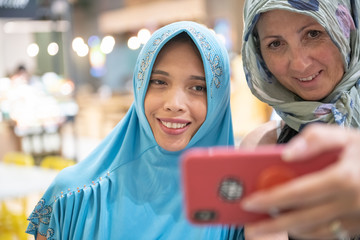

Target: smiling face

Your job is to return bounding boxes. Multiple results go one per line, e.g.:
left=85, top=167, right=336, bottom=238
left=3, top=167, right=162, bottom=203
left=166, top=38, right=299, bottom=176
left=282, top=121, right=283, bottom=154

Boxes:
left=256, top=10, right=345, bottom=101
left=144, top=34, right=207, bottom=151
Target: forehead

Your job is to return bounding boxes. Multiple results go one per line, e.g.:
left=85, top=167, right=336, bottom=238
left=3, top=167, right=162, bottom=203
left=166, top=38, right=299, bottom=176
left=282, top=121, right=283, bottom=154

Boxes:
left=157, top=35, right=201, bottom=58
left=153, top=39, right=203, bottom=67
left=256, top=9, right=320, bottom=34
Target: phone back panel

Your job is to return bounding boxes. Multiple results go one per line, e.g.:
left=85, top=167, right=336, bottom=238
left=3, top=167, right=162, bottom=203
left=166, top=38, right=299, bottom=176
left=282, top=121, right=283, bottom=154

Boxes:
left=181, top=146, right=340, bottom=225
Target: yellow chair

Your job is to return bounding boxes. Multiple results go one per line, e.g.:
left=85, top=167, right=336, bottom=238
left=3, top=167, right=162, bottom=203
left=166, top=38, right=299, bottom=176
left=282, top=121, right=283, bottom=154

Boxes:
left=2, top=152, right=34, bottom=239
left=3, top=152, right=35, bottom=166
left=41, top=155, right=76, bottom=170
left=0, top=200, right=29, bottom=240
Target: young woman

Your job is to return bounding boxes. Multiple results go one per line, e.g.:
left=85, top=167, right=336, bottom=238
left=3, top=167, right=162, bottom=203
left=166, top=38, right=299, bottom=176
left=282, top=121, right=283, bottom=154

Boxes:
left=26, top=21, right=244, bottom=239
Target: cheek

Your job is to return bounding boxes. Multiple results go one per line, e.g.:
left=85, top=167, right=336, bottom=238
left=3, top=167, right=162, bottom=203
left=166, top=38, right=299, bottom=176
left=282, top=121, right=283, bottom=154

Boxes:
left=262, top=54, right=285, bottom=79
left=144, top=93, right=156, bottom=120
left=192, top=97, right=207, bottom=124
left=261, top=48, right=279, bottom=72
left=326, top=49, right=345, bottom=82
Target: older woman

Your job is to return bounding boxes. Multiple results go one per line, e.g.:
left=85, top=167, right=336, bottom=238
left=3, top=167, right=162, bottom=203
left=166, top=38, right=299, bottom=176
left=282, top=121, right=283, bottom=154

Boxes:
left=240, top=0, right=360, bottom=239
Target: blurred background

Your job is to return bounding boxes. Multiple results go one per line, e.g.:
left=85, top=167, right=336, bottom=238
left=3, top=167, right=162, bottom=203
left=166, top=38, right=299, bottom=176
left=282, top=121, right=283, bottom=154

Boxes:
left=0, top=0, right=273, bottom=239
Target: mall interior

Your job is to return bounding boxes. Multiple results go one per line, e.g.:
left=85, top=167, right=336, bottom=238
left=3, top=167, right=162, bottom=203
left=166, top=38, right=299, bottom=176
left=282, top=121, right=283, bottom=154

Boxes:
left=0, top=0, right=274, bottom=238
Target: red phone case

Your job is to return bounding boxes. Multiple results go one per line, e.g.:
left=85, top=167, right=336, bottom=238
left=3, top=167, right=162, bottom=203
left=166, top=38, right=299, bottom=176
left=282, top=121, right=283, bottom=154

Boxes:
left=181, top=145, right=341, bottom=225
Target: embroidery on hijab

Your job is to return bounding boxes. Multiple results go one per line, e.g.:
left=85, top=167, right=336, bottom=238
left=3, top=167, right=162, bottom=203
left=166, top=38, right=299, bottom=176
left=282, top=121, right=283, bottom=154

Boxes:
left=27, top=172, right=109, bottom=237
left=27, top=198, right=53, bottom=237
left=136, top=27, right=224, bottom=98
left=137, top=30, right=175, bottom=90
left=186, top=27, right=223, bottom=97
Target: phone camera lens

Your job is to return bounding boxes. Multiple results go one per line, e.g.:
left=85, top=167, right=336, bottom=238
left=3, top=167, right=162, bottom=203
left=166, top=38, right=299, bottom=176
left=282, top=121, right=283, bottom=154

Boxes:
left=219, top=178, right=243, bottom=201
left=193, top=210, right=217, bottom=222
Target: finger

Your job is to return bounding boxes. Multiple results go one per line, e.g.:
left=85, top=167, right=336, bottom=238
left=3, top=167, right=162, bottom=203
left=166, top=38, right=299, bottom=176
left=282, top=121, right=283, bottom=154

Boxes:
left=289, top=214, right=360, bottom=240
left=245, top=231, right=288, bottom=240
left=245, top=196, right=357, bottom=238
left=242, top=164, right=347, bottom=211
left=282, top=124, right=355, bottom=161
left=290, top=222, right=342, bottom=240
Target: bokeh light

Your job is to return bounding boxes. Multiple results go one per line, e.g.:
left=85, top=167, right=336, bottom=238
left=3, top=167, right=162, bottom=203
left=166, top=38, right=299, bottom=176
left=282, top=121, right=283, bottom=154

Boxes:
left=27, top=43, right=39, bottom=57
left=127, top=36, right=140, bottom=50
left=48, top=42, right=59, bottom=56
left=72, top=37, right=89, bottom=57
left=137, top=28, right=151, bottom=44
left=100, top=35, right=115, bottom=54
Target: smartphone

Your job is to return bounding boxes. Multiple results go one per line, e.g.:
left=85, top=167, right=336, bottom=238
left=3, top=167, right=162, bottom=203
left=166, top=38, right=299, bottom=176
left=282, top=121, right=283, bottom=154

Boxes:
left=181, top=145, right=341, bottom=225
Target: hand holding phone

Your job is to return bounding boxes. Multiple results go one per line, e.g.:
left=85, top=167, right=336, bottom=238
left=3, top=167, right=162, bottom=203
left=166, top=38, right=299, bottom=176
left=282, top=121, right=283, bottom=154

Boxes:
left=181, top=146, right=341, bottom=225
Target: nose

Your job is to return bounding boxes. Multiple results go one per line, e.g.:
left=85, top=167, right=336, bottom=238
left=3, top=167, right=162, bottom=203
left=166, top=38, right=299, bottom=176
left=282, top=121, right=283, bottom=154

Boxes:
left=163, top=88, right=186, bottom=112
left=288, top=46, right=312, bottom=72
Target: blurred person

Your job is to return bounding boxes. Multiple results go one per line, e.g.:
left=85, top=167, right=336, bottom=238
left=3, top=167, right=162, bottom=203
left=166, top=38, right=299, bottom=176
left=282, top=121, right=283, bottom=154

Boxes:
left=10, top=64, right=30, bottom=85
left=26, top=21, right=245, bottom=240
left=4, top=64, right=63, bottom=136
left=240, top=0, right=360, bottom=239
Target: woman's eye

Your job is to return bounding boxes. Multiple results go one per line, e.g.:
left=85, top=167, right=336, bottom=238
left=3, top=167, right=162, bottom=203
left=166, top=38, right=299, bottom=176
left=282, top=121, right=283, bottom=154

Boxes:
left=308, top=30, right=321, bottom=38
left=149, top=79, right=166, bottom=85
left=191, top=85, right=206, bottom=92
left=268, top=40, right=281, bottom=49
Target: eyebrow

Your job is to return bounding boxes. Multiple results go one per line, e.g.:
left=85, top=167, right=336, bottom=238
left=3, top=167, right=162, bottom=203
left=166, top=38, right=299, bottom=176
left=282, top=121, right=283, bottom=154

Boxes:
left=260, top=35, right=281, bottom=41
left=152, top=69, right=169, bottom=76
left=260, top=22, right=320, bottom=41
left=190, top=75, right=206, bottom=81
left=297, top=22, right=319, bottom=34
left=152, top=69, right=206, bottom=81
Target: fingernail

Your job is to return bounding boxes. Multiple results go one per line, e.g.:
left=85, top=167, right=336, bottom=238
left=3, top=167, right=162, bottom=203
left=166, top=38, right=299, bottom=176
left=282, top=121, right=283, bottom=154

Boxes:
left=241, top=199, right=261, bottom=212
left=282, top=148, right=294, bottom=162
left=268, top=207, right=279, bottom=217
left=245, top=226, right=256, bottom=236
left=282, top=137, right=307, bottom=162
left=245, top=225, right=266, bottom=238
left=241, top=200, right=256, bottom=211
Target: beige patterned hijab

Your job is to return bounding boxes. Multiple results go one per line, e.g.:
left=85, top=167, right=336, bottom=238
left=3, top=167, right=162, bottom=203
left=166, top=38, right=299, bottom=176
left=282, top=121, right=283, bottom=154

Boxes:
left=242, top=0, right=360, bottom=131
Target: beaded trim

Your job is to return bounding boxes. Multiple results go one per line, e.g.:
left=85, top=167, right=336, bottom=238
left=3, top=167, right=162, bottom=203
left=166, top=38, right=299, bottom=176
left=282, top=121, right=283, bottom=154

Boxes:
left=137, top=30, right=174, bottom=90
left=186, top=27, right=223, bottom=96
left=27, top=171, right=112, bottom=238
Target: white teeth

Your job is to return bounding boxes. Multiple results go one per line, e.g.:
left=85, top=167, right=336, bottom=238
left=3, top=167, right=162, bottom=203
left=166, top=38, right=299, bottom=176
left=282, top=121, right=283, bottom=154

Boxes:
left=161, top=121, right=187, bottom=129
left=298, top=72, right=319, bottom=81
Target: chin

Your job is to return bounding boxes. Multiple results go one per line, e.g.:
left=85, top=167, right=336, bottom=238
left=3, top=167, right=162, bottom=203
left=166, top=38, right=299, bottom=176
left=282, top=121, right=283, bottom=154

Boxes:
left=296, top=90, right=328, bottom=101
left=161, top=145, right=185, bottom=152
left=159, top=141, right=188, bottom=152
left=301, top=94, right=326, bottom=101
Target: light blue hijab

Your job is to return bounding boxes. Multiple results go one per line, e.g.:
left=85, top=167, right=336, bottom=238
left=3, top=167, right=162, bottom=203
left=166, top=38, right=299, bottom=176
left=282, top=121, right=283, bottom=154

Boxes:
left=26, top=21, right=243, bottom=239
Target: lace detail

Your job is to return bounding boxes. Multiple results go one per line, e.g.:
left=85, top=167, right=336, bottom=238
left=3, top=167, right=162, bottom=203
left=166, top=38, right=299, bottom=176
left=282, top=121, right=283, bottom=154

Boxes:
left=47, top=228, right=55, bottom=240
left=26, top=198, right=54, bottom=236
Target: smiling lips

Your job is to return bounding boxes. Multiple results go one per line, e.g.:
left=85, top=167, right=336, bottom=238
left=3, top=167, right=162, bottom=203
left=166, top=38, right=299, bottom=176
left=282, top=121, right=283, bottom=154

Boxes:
left=161, top=120, right=189, bottom=129
left=297, top=71, right=320, bottom=82
left=158, top=119, right=191, bottom=135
